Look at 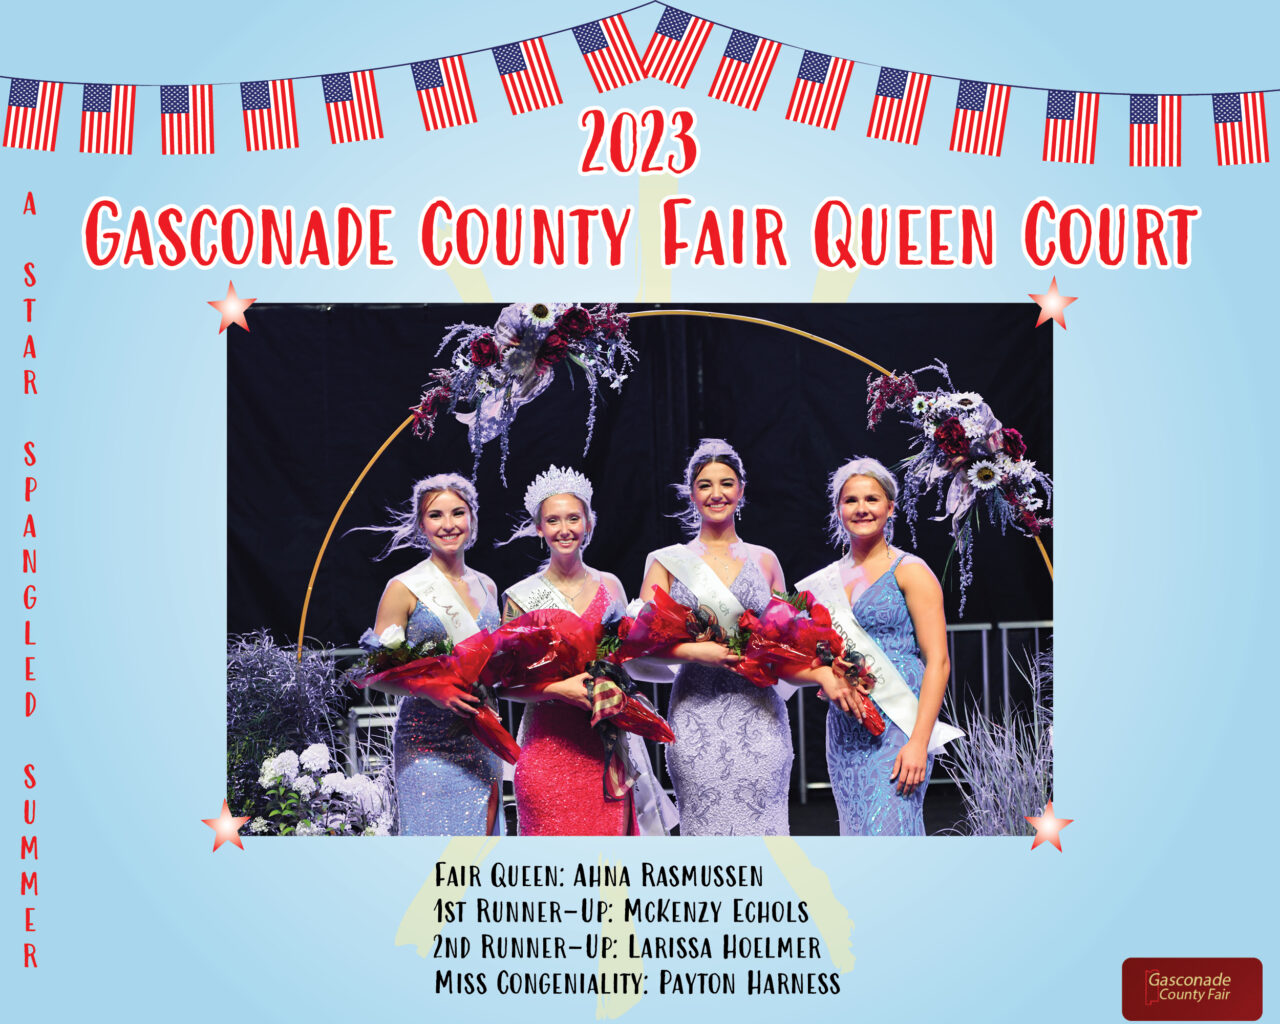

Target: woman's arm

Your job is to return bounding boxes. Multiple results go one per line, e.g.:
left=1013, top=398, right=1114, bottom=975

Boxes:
left=892, top=561, right=951, bottom=794
left=365, top=580, right=481, bottom=714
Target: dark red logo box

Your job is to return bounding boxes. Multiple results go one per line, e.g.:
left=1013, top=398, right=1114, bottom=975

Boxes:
left=1122, top=958, right=1262, bottom=1021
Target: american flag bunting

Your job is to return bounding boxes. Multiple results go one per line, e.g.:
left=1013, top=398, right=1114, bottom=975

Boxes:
left=1043, top=90, right=1099, bottom=164
left=322, top=70, right=382, bottom=144
left=573, top=16, right=644, bottom=93
left=411, top=57, right=477, bottom=131
left=4, top=78, right=63, bottom=151
left=160, top=85, right=214, bottom=155
left=493, top=38, right=563, bottom=115
left=80, top=84, right=135, bottom=155
left=950, top=80, right=1010, bottom=156
left=641, top=6, right=712, bottom=89
left=785, top=51, right=853, bottom=131
left=241, top=79, right=299, bottom=151
left=867, top=67, right=931, bottom=145
left=708, top=30, right=780, bottom=111
left=1212, top=92, right=1269, bottom=165
left=1128, top=94, right=1180, bottom=167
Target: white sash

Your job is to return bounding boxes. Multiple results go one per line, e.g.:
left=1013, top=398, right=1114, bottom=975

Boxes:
left=796, top=562, right=963, bottom=754
left=505, top=573, right=577, bottom=614
left=394, top=558, right=481, bottom=644
left=652, top=544, right=747, bottom=628
left=654, top=544, right=796, bottom=701
left=506, top=573, right=678, bottom=836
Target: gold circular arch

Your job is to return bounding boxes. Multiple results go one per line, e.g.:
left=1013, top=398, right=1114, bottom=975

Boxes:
left=296, top=309, right=1052, bottom=658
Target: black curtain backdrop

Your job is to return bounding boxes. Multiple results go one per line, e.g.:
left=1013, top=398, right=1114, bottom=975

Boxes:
left=228, top=301, right=1051, bottom=649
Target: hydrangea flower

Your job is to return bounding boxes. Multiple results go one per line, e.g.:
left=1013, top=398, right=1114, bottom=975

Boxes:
left=319, top=772, right=346, bottom=795
left=249, top=817, right=272, bottom=834
left=293, top=775, right=317, bottom=798
left=300, top=742, right=330, bottom=773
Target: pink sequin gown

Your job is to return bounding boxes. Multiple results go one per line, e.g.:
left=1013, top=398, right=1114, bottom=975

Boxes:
left=511, top=583, right=636, bottom=836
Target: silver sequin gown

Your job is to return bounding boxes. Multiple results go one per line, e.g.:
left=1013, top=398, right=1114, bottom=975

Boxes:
left=665, top=557, right=794, bottom=835
left=393, top=600, right=505, bottom=836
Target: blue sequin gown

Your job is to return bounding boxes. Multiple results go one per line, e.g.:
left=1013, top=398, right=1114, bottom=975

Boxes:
left=393, top=600, right=505, bottom=836
left=666, top=557, right=794, bottom=836
left=827, top=554, right=933, bottom=836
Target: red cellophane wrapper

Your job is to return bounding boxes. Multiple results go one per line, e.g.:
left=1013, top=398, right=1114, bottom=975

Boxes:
left=469, top=704, right=521, bottom=764
left=610, top=586, right=700, bottom=662
left=358, top=631, right=495, bottom=699
left=732, top=593, right=887, bottom=736
left=355, top=632, right=522, bottom=763
left=479, top=609, right=599, bottom=693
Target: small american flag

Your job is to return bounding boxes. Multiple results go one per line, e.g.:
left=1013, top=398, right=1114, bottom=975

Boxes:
left=641, top=6, right=712, bottom=89
left=1043, top=90, right=1098, bottom=164
left=412, top=57, right=476, bottom=131
left=80, top=84, right=135, bottom=155
left=241, top=79, right=299, bottom=151
left=950, top=80, right=1010, bottom=157
left=573, top=16, right=643, bottom=93
left=1128, top=94, right=1180, bottom=167
left=1212, top=92, right=1269, bottom=166
left=160, top=85, right=214, bottom=155
left=4, top=79, right=63, bottom=151
left=867, top=67, right=931, bottom=145
left=322, top=70, right=382, bottom=144
left=785, top=51, right=853, bottom=130
left=708, top=30, right=780, bottom=111
left=493, top=39, right=562, bottom=115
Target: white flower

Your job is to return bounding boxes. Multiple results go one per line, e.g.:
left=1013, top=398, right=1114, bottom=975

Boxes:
left=953, top=391, right=984, bottom=410
left=1022, top=496, right=1044, bottom=511
left=295, top=821, right=324, bottom=837
left=963, top=418, right=990, bottom=440
left=1009, top=459, right=1039, bottom=483
left=293, top=775, right=317, bottom=798
left=319, top=772, right=346, bottom=795
left=275, top=750, right=299, bottom=783
left=966, top=460, right=1001, bottom=491
left=299, top=743, right=330, bottom=773
left=910, top=395, right=933, bottom=417
left=377, top=624, right=406, bottom=649
left=249, top=817, right=272, bottom=834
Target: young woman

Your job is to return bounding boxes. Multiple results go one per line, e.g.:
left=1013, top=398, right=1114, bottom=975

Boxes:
left=360, top=474, right=504, bottom=836
left=501, top=466, right=673, bottom=836
left=638, top=439, right=795, bottom=836
left=796, top=457, right=957, bottom=836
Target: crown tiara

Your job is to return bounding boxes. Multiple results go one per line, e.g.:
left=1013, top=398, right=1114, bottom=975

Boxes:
left=523, top=464, right=594, bottom=518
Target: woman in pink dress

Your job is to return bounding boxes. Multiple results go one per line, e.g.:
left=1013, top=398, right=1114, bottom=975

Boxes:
left=500, top=465, right=672, bottom=836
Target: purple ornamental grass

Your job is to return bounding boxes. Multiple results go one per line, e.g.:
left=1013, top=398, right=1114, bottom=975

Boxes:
left=940, top=648, right=1053, bottom=836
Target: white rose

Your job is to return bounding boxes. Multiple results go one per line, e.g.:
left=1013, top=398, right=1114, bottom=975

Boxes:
left=378, top=624, right=407, bottom=649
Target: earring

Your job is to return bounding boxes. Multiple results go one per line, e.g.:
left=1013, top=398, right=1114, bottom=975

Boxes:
left=885, top=516, right=895, bottom=546
left=734, top=506, right=742, bottom=521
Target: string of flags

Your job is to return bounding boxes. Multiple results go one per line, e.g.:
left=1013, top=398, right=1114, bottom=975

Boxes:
left=1, top=2, right=1273, bottom=167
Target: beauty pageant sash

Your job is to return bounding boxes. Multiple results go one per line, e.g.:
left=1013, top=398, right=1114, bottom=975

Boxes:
left=504, top=573, right=579, bottom=615
left=797, top=562, right=963, bottom=754
left=394, top=558, right=482, bottom=644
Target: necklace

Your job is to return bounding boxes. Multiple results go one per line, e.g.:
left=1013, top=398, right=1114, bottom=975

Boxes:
left=544, top=570, right=592, bottom=603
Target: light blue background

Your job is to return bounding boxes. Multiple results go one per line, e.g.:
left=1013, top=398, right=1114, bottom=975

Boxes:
left=5, top=1, right=1275, bottom=1020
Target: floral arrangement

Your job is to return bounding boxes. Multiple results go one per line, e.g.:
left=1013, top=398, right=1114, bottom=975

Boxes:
left=347, top=625, right=519, bottom=765
left=252, top=743, right=393, bottom=836
left=866, top=360, right=1053, bottom=612
left=410, top=302, right=636, bottom=480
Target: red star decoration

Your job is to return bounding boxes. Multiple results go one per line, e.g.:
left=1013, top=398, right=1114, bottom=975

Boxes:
left=202, top=799, right=251, bottom=852
left=1025, top=800, right=1073, bottom=851
left=1028, top=277, right=1078, bottom=330
left=208, top=281, right=257, bottom=334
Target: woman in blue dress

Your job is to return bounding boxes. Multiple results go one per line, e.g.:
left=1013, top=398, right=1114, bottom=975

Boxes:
left=797, top=457, right=952, bottom=836
left=361, top=474, right=504, bottom=836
